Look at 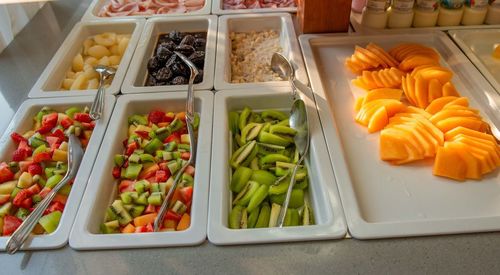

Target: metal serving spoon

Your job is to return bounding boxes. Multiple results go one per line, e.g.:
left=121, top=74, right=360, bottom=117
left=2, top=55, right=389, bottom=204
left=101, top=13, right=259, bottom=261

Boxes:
left=6, top=134, right=84, bottom=254
left=271, top=53, right=311, bottom=228
left=89, top=65, right=116, bottom=121
left=153, top=51, right=199, bottom=232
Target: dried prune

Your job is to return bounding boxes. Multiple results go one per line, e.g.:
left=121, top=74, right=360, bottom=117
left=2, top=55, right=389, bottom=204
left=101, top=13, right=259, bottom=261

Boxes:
left=165, top=54, right=178, bottom=68
left=175, top=45, right=195, bottom=57
left=147, top=57, right=163, bottom=74
left=154, top=67, right=173, bottom=82
left=145, top=75, right=157, bottom=86
left=194, top=70, right=203, bottom=83
left=172, top=62, right=189, bottom=77
left=171, top=76, right=188, bottom=85
left=189, top=51, right=205, bottom=67
left=180, top=35, right=195, bottom=46
left=156, top=45, right=172, bottom=61
left=168, top=31, right=183, bottom=44
left=193, top=38, right=206, bottom=51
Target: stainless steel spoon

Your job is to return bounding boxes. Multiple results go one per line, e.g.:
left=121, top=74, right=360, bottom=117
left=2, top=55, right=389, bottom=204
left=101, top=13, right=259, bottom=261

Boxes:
left=6, top=134, right=84, bottom=254
left=153, top=51, right=199, bottom=232
left=89, top=65, right=116, bottom=121
left=271, top=53, right=311, bottom=228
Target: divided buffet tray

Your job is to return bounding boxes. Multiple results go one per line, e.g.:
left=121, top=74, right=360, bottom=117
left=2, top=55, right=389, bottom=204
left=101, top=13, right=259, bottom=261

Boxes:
left=28, top=19, right=145, bottom=98
left=214, top=13, right=308, bottom=91
left=350, top=11, right=500, bottom=34
left=299, top=32, right=500, bottom=239
left=211, top=0, right=296, bottom=15
left=82, top=0, right=212, bottom=21
left=0, top=95, right=115, bottom=250
left=122, top=16, right=217, bottom=94
left=69, top=92, right=213, bottom=250
left=449, top=29, right=500, bottom=94
left=208, top=88, right=347, bottom=245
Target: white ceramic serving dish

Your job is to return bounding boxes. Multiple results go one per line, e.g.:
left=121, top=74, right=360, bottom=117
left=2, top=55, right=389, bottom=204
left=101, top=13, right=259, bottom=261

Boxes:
left=28, top=20, right=145, bottom=98
left=82, top=0, right=211, bottom=21
left=0, top=95, right=115, bottom=250
left=208, top=88, right=347, bottom=245
left=69, top=91, right=213, bottom=250
left=214, top=13, right=308, bottom=91
left=122, top=16, right=217, bottom=94
left=299, top=31, right=500, bottom=239
left=211, top=0, right=296, bottom=15
left=350, top=11, right=500, bottom=34
left=449, top=29, right=500, bottom=94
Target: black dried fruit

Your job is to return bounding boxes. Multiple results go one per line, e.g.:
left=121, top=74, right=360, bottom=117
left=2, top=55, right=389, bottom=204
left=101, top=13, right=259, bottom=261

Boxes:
left=175, top=45, right=195, bottom=57
left=194, top=38, right=206, bottom=50
left=189, top=51, right=205, bottom=67
left=180, top=35, right=195, bottom=46
left=147, top=57, right=163, bottom=74
left=171, top=76, right=188, bottom=85
left=145, top=75, right=157, bottom=86
left=171, top=62, right=189, bottom=77
left=194, top=70, right=203, bottom=83
left=168, top=30, right=183, bottom=44
left=154, top=67, right=173, bottom=82
left=156, top=45, right=172, bottom=61
left=165, top=54, right=178, bottom=68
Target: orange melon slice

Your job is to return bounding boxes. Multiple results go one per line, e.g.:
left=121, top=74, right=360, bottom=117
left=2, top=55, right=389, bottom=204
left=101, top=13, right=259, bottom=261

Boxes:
left=435, top=117, right=486, bottom=133
left=425, top=96, right=463, bottom=114
left=433, top=146, right=467, bottom=181
left=444, top=142, right=481, bottom=179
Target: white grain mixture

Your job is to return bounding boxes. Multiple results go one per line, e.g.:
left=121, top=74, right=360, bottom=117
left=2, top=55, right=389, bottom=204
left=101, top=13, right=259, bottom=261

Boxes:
left=230, top=30, right=283, bottom=83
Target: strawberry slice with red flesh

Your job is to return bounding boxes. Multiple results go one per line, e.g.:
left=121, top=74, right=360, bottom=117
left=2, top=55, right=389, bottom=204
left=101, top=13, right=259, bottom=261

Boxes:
left=39, top=113, right=58, bottom=133
left=180, top=186, right=193, bottom=204
left=163, top=132, right=180, bottom=144
left=148, top=110, right=166, bottom=124
left=118, top=180, right=135, bottom=193
left=46, top=136, right=61, bottom=150
left=134, top=130, right=149, bottom=139
left=155, top=170, right=169, bottom=182
left=50, top=129, right=66, bottom=141
left=33, top=152, right=52, bottom=163
left=10, top=132, right=27, bottom=143
left=46, top=201, right=64, bottom=214
left=2, top=215, right=23, bottom=236
left=12, top=148, right=28, bottom=161
left=28, top=163, right=43, bottom=176
left=144, top=204, right=156, bottom=214
left=74, top=113, right=92, bottom=123
left=112, top=167, right=121, bottom=179
left=0, top=162, right=14, bottom=183
left=165, top=210, right=182, bottom=222
left=60, top=117, right=73, bottom=129
left=126, top=142, right=138, bottom=156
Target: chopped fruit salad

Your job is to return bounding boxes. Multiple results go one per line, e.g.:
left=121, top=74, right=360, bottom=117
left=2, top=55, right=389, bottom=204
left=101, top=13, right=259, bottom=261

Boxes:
left=228, top=107, right=314, bottom=229
left=101, top=110, right=199, bottom=234
left=0, top=106, right=94, bottom=236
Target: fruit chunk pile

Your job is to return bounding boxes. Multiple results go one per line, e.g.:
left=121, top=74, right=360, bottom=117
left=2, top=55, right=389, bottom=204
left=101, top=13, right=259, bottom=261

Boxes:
left=0, top=106, right=95, bottom=236
left=101, top=110, right=198, bottom=234
left=61, top=32, right=130, bottom=90
left=345, top=42, right=500, bottom=181
left=227, top=107, right=314, bottom=229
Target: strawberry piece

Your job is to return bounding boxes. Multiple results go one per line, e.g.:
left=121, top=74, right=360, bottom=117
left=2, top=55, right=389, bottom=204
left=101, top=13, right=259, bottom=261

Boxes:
left=155, top=170, right=168, bottom=182
left=134, top=130, right=149, bottom=139
left=134, top=225, right=147, bottom=233
left=164, top=112, right=175, bottom=123
left=12, top=148, right=28, bottom=161
left=112, top=167, right=121, bottom=179
left=126, top=142, right=138, bottom=156
left=144, top=204, right=156, bottom=214
left=10, top=132, right=27, bottom=143
left=33, top=152, right=52, bottom=163
left=118, top=180, right=135, bottom=193
left=28, top=163, right=43, bottom=176
left=46, top=136, right=61, bottom=150
left=163, top=132, right=180, bottom=144
left=180, top=186, right=193, bottom=204
left=2, top=215, right=22, bottom=236
left=145, top=223, right=154, bottom=232
left=74, top=113, right=92, bottom=123
left=13, top=189, right=31, bottom=207
left=42, top=113, right=58, bottom=130
left=148, top=110, right=166, bottom=124
left=165, top=210, right=182, bottom=222
left=20, top=197, right=33, bottom=209
left=60, top=117, right=73, bottom=129
left=47, top=201, right=65, bottom=214
left=37, top=125, right=53, bottom=134
left=0, top=162, right=15, bottom=183
left=50, top=129, right=66, bottom=140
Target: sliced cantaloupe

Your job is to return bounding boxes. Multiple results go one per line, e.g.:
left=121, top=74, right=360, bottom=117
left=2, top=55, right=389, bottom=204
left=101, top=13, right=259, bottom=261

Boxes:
left=445, top=97, right=469, bottom=109
left=403, top=74, right=418, bottom=106
left=428, top=79, right=443, bottom=103
left=444, top=126, right=497, bottom=144
left=389, top=44, right=440, bottom=62
left=367, top=43, right=399, bottom=67
left=414, top=74, right=429, bottom=108
left=390, top=113, right=444, bottom=145
left=393, top=124, right=434, bottom=157
left=367, top=107, right=389, bottom=133
left=452, top=136, right=500, bottom=166
left=403, top=106, right=432, bottom=119
left=354, top=96, right=364, bottom=112
left=435, top=117, right=486, bottom=133
left=353, top=68, right=404, bottom=90
left=380, top=130, right=409, bottom=161
left=444, top=142, right=481, bottom=180
left=442, top=82, right=460, bottom=97
left=356, top=99, right=405, bottom=127
left=363, top=88, right=403, bottom=104
left=433, top=146, right=467, bottom=181
left=429, top=109, right=481, bottom=124
left=425, top=96, right=460, bottom=114
left=399, top=55, right=440, bottom=71
left=418, top=68, right=453, bottom=85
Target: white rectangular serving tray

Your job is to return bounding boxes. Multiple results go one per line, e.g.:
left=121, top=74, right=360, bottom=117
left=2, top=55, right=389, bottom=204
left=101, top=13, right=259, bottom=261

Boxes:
left=350, top=11, right=500, bottom=34
left=214, top=13, right=308, bottom=91
left=211, top=0, right=296, bottom=15
left=449, top=29, right=500, bottom=95
left=299, top=32, right=500, bottom=239
left=122, top=16, right=217, bottom=94
left=70, top=91, right=213, bottom=250
left=208, top=88, right=347, bottom=245
left=28, top=20, right=145, bottom=98
left=82, top=0, right=211, bottom=21
left=0, top=95, right=115, bottom=251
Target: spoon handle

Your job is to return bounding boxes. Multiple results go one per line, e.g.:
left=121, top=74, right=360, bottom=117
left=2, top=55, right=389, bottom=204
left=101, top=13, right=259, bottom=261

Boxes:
left=89, top=75, right=106, bottom=121
left=277, top=154, right=304, bottom=228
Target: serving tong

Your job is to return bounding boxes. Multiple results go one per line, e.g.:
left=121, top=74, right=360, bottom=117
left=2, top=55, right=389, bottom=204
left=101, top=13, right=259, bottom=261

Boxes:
left=153, top=51, right=199, bottom=232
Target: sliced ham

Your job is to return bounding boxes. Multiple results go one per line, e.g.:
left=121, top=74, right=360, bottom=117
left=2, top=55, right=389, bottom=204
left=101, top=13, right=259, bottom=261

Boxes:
left=222, top=0, right=296, bottom=9
left=97, top=0, right=204, bottom=17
